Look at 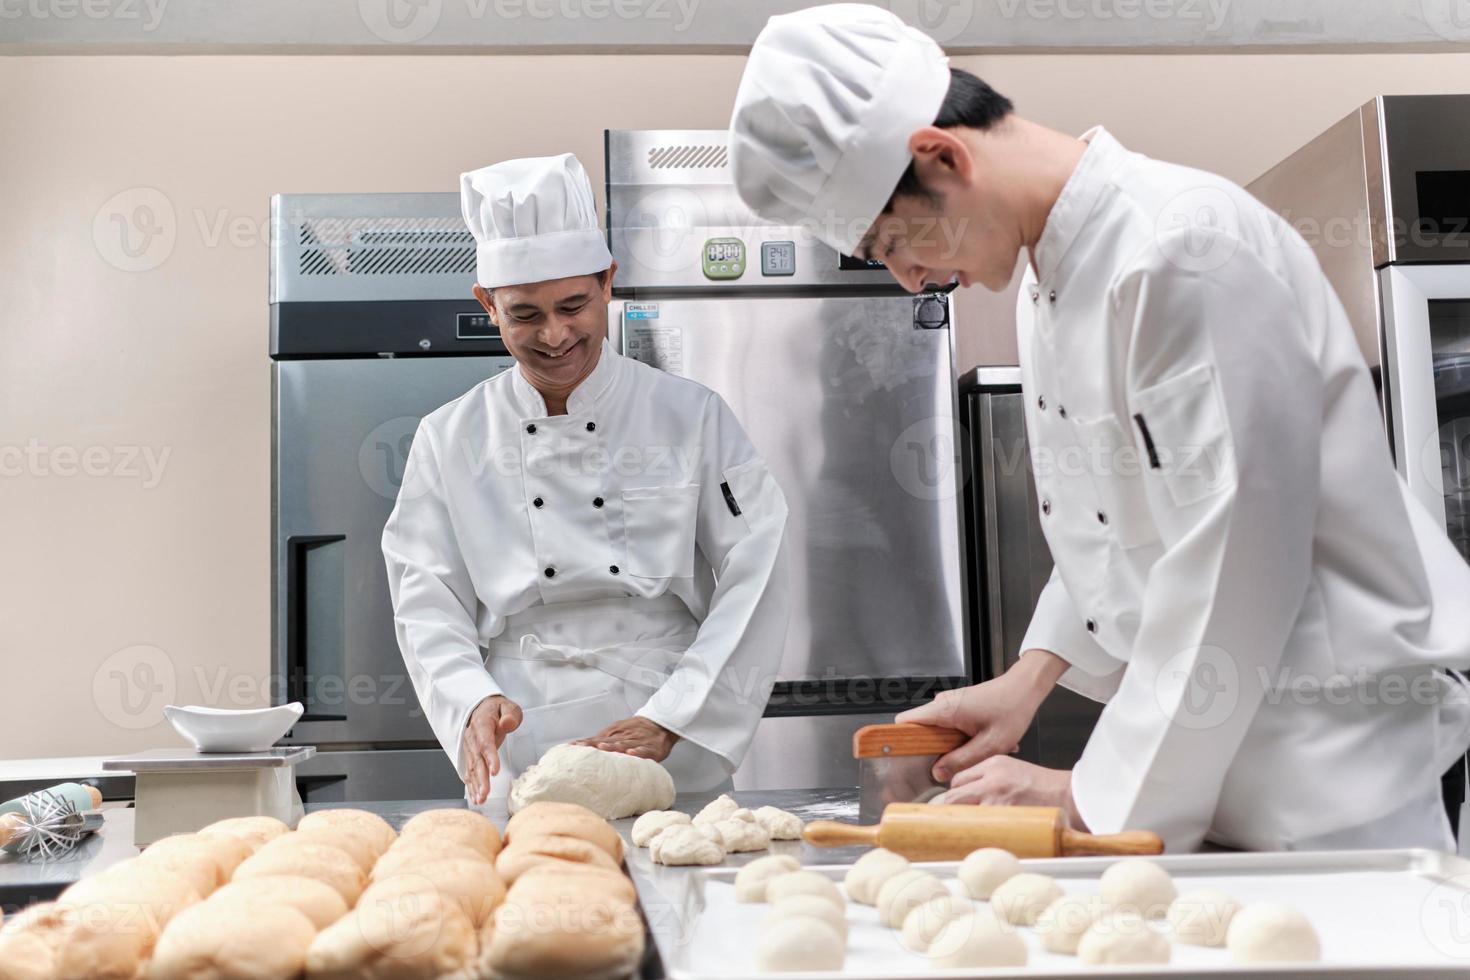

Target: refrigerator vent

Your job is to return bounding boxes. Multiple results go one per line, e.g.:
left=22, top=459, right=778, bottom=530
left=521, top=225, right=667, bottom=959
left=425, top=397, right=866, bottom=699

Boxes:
left=647, top=144, right=727, bottom=170
left=295, top=216, right=475, bottom=277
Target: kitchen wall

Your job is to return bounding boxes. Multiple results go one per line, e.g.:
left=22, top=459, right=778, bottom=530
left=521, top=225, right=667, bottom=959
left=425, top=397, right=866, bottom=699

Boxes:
left=5, top=51, right=1470, bottom=761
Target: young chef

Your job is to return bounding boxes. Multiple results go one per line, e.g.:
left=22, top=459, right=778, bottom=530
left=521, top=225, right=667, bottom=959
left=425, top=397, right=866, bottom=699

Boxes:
left=382, top=153, right=790, bottom=805
left=728, top=4, right=1470, bottom=852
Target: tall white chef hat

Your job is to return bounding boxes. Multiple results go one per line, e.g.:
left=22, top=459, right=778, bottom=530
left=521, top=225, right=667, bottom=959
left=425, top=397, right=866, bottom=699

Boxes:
left=460, top=153, right=613, bottom=289
left=729, top=4, right=951, bottom=257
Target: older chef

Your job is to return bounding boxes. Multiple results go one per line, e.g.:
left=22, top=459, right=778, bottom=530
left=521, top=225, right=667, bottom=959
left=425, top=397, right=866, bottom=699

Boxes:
left=729, top=4, right=1470, bottom=852
left=383, top=153, right=789, bottom=804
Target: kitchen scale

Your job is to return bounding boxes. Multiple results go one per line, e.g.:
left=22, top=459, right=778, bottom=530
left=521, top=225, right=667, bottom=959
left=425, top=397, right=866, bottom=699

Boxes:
left=102, top=746, right=315, bottom=846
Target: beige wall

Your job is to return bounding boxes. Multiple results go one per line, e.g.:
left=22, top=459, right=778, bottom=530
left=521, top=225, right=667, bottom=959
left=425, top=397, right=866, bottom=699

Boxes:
left=5, top=52, right=1470, bottom=761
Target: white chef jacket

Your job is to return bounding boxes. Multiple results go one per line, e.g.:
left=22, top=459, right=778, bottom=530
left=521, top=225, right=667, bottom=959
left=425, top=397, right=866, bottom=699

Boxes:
left=1017, top=128, right=1470, bottom=853
left=382, top=341, right=790, bottom=793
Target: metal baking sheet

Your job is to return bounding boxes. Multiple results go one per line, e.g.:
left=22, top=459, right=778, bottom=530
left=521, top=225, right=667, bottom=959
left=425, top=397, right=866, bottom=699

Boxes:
left=639, top=849, right=1470, bottom=979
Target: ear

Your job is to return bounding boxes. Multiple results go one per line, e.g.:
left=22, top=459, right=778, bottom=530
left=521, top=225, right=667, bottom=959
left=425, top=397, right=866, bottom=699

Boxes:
left=600, top=261, right=618, bottom=301
left=473, top=283, right=497, bottom=322
left=907, top=126, right=973, bottom=192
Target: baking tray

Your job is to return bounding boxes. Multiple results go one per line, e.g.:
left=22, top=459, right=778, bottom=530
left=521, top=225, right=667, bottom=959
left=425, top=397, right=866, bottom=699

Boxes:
left=635, top=849, right=1470, bottom=978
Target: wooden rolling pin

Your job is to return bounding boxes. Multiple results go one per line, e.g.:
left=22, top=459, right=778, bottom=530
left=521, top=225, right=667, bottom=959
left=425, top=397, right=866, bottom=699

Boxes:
left=804, top=802, right=1164, bottom=860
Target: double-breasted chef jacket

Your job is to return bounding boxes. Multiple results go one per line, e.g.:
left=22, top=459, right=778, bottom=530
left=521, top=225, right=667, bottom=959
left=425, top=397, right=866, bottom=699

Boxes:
left=1018, top=127, right=1470, bottom=853
left=382, top=341, right=790, bottom=793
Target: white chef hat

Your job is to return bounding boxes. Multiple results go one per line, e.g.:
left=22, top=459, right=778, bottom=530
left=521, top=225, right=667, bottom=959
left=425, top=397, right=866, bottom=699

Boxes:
left=459, top=153, right=613, bottom=289
left=729, top=3, right=951, bottom=256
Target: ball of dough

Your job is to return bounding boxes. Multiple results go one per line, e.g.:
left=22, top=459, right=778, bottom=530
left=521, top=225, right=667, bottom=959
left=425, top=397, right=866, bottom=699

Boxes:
left=1226, top=903, right=1321, bottom=963
left=61, top=859, right=201, bottom=926
left=295, top=808, right=396, bottom=857
left=1078, top=913, right=1171, bottom=965
left=692, top=794, right=740, bottom=826
left=756, top=916, right=844, bottom=973
left=258, top=829, right=378, bottom=875
left=398, top=808, right=502, bottom=861
left=989, top=872, right=1064, bottom=927
left=508, top=812, right=623, bottom=863
left=484, top=875, right=644, bottom=980
left=1035, top=893, right=1108, bottom=955
left=139, top=834, right=251, bottom=898
left=843, top=848, right=909, bottom=905
left=198, top=815, right=290, bottom=852
left=765, top=871, right=843, bottom=909
left=702, top=818, right=770, bottom=853
left=929, top=911, right=1028, bottom=968
left=233, top=841, right=366, bottom=907
left=1100, top=860, right=1177, bottom=919
left=631, top=810, right=691, bottom=847
left=305, top=888, right=476, bottom=980
left=512, top=863, right=638, bottom=905
left=1, top=902, right=71, bottom=953
left=495, top=834, right=620, bottom=883
left=502, top=800, right=601, bottom=840
left=50, top=902, right=160, bottom=980
left=898, top=893, right=967, bottom=954
left=876, top=870, right=950, bottom=929
left=147, top=901, right=316, bottom=980
left=649, top=825, right=725, bottom=867
left=734, top=855, right=803, bottom=902
left=1168, top=889, right=1241, bottom=947
left=205, top=876, right=348, bottom=930
left=508, top=744, right=675, bottom=820
left=958, top=847, right=1023, bottom=900
left=751, top=806, right=803, bottom=841
left=767, top=895, right=849, bottom=941
left=372, top=838, right=490, bottom=882
left=0, top=930, right=54, bottom=980
left=360, top=860, right=507, bottom=929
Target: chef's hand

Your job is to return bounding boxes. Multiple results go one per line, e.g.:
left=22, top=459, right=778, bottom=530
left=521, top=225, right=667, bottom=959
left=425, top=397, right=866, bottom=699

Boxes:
left=896, top=648, right=1069, bottom=783
left=463, top=694, right=523, bottom=805
left=574, top=717, right=680, bottom=763
left=938, top=757, right=1089, bottom=830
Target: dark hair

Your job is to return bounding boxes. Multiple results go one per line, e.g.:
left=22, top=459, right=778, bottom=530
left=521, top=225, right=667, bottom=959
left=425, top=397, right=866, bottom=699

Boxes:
left=885, top=68, right=1014, bottom=208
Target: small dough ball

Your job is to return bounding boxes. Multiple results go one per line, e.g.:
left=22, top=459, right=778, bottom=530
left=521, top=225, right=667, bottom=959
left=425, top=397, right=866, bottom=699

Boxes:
left=898, top=893, right=968, bottom=954
left=233, top=841, right=366, bottom=907
left=2, top=902, right=72, bottom=953
left=1035, top=893, right=1108, bottom=955
left=929, top=911, right=1028, bottom=968
left=372, top=838, right=490, bottom=881
left=398, top=808, right=503, bottom=861
left=767, top=895, right=848, bottom=941
left=360, top=860, right=507, bottom=929
left=989, top=872, right=1063, bottom=927
left=756, top=916, right=844, bottom=973
left=61, top=860, right=201, bottom=926
left=512, top=863, right=638, bottom=905
left=1168, top=889, right=1241, bottom=947
left=734, top=855, right=802, bottom=902
left=295, top=808, right=396, bottom=857
left=504, top=812, right=621, bottom=863
left=766, top=871, right=843, bottom=909
left=502, top=800, right=601, bottom=842
left=147, top=901, right=316, bottom=980
left=484, top=876, right=644, bottom=980
left=958, top=847, right=1022, bottom=900
left=1099, top=859, right=1177, bottom=919
left=751, top=806, right=803, bottom=841
left=649, top=825, right=725, bottom=867
left=876, top=870, right=949, bottom=929
left=140, top=834, right=252, bottom=897
left=205, top=876, right=348, bottom=930
left=631, top=810, right=691, bottom=847
left=495, top=834, right=620, bottom=883
left=198, top=815, right=290, bottom=852
left=1078, top=913, right=1171, bottom=965
left=50, top=902, right=160, bottom=980
left=0, top=930, right=54, bottom=980
left=843, top=849, right=909, bottom=905
left=258, top=829, right=378, bottom=875
left=305, top=888, right=475, bottom=979
left=1227, top=903, right=1321, bottom=963
left=691, top=794, right=740, bottom=826
left=704, top=818, right=770, bottom=853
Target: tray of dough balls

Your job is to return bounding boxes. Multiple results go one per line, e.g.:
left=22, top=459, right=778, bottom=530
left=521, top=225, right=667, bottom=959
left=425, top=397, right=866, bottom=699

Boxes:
left=650, top=844, right=1470, bottom=978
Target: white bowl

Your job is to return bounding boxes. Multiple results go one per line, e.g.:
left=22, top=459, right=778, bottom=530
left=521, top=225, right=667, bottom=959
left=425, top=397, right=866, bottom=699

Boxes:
left=163, top=703, right=304, bottom=753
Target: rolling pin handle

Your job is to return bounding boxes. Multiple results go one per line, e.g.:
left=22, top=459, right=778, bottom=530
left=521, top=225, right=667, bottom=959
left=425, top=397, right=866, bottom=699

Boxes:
left=802, top=820, right=882, bottom=849
left=1059, top=828, right=1165, bottom=856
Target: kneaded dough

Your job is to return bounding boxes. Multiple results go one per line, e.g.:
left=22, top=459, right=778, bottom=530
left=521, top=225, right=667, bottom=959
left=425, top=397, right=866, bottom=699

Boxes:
left=60, top=859, right=201, bottom=926
left=512, top=863, right=638, bottom=905
left=139, top=834, right=252, bottom=898
left=0, top=931, right=53, bottom=980
left=751, top=806, right=803, bottom=841
left=398, top=808, right=502, bottom=861
left=756, top=916, right=844, bottom=973
left=631, top=810, right=691, bottom=847
left=502, top=800, right=601, bottom=840
left=482, top=875, right=644, bottom=980
left=1226, top=902, right=1321, bottom=963
left=509, top=744, right=674, bottom=820
left=507, top=811, right=623, bottom=863
left=198, top=815, right=290, bottom=852
left=929, top=911, right=1028, bottom=968
left=843, top=848, right=910, bottom=905
left=734, top=855, right=802, bottom=903
left=49, top=903, right=160, bottom=980
left=765, top=871, right=843, bottom=909
left=898, top=893, right=967, bottom=954
left=1, top=902, right=71, bottom=953
left=650, top=825, right=725, bottom=866
left=372, top=838, right=490, bottom=881
left=359, top=860, right=507, bottom=930
left=295, top=808, right=396, bottom=857
left=233, top=841, right=366, bottom=907
left=1100, top=860, right=1177, bottom=919
left=958, top=847, right=1022, bottom=900
left=692, top=794, right=740, bottom=826
left=989, top=872, right=1064, bottom=927
left=495, top=834, right=620, bottom=883
left=205, top=876, right=348, bottom=930
left=258, top=829, right=379, bottom=875
left=700, top=818, right=770, bottom=853
left=767, top=894, right=849, bottom=941
left=306, top=889, right=476, bottom=980
left=1168, top=889, right=1241, bottom=947
left=1035, top=893, right=1108, bottom=955
left=147, top=901, right=316, bottom=980
left=1078, top=913, right=1171, bottom=965
left=876, top=870, right=950, bottom=929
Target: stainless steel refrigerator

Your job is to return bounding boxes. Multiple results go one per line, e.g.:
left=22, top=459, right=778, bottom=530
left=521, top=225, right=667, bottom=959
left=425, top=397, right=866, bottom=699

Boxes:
left=270, top=193, right=513, bottom=802
left=605, top=130, right=971, bottom=790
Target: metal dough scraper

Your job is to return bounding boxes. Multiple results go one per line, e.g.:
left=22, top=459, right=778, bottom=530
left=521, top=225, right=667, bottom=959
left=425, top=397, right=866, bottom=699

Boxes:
left=855, top=723, right=966, bottom=822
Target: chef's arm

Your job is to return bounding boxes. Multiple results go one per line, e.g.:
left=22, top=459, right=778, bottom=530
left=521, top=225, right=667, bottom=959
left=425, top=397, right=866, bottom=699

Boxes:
left=1021, top=570, right=1127, bottom=702
left=1071, top=233, right=1321, bottom=853
left=635, top=395, right=791, bottom=772
left=381, top=422, right=502, bottom=781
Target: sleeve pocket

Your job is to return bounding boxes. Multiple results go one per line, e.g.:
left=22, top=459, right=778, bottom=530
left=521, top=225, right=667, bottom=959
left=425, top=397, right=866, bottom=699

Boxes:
left=721, top=457, right=786, bottom=533
left=1131, top=363, right=1237, bottom=508
left=622, top=484, right=700, bottom=579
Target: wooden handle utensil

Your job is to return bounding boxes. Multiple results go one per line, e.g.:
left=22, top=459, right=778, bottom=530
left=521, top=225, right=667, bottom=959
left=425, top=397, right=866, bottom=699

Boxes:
left=804, top=802, right=1164, bottom=860
left=853, top=723, right=968, bottom=759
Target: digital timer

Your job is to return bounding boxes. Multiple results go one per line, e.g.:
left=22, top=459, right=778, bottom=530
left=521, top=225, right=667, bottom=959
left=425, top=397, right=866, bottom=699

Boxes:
left=701, top=237, right=746, bottom=279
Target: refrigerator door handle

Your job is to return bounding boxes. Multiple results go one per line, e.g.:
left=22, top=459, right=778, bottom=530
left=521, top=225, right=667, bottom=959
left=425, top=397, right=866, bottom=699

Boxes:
left=285, top=534, right=348, bottom=722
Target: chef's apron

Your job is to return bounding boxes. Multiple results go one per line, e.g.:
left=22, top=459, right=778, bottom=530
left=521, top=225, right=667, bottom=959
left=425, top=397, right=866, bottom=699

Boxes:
left=475, top=594, right=735, bottom=802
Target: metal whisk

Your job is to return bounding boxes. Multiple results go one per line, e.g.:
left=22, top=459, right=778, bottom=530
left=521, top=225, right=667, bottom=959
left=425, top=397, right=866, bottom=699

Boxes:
left=0, top=789, right=103, bottom=860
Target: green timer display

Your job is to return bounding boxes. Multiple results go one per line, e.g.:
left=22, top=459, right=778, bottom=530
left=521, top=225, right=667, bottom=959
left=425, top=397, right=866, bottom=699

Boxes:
left=702, top=237, right=745, bottom=279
